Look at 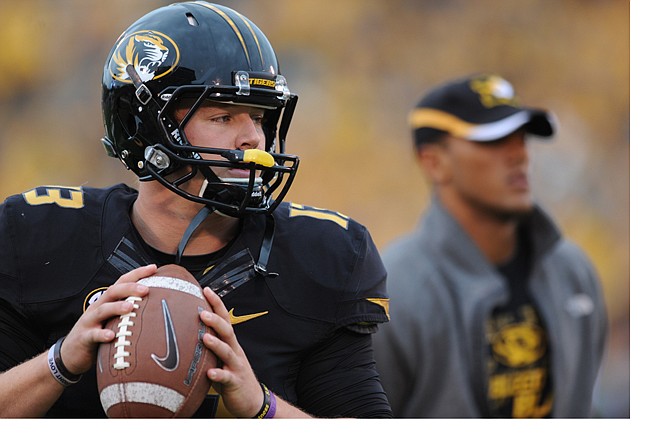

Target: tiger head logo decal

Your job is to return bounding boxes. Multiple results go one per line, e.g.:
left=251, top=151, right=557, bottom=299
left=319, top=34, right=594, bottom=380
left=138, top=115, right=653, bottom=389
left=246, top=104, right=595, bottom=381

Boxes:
left=469, top=75, right=519, bottom=109
left=109, top=30, right=180, bottom=83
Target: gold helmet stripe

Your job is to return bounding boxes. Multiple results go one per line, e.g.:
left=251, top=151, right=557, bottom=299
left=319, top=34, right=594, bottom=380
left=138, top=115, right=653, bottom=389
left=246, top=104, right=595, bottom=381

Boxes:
left=230, top=9, right=265, bottom=68
left=194, top=1, right=251, bottom=65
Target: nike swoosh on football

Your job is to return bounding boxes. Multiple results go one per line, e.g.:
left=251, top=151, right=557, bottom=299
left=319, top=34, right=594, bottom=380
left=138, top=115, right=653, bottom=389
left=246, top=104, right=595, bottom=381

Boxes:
left=151, top=299, right=180, bottom=371
left=229, top=308, right=268, bottom=325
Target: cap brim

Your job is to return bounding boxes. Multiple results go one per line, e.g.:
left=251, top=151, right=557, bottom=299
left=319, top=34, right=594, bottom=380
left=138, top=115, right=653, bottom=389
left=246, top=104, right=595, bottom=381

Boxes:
left=465, top=109, right=555, bottom=141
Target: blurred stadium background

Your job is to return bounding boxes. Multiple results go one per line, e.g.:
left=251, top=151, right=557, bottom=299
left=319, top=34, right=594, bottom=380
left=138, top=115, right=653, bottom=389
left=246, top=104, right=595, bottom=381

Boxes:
left=0, top=0, right=629, bottom=417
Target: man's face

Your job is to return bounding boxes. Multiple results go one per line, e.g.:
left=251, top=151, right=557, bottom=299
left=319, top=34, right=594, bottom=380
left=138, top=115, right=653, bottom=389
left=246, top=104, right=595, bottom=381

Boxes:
left=175, top=102, right=266, bottom=181
left=436, top=130, right=533, bottom=219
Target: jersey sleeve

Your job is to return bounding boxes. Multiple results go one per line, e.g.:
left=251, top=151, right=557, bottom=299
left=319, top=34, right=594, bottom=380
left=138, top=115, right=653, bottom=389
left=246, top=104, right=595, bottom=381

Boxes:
left=0, top=185, right=135, bottom=372
left=266, top=203, right=390, bottom=334
left=0, top=297, right=44, bottom=371
left=0, top=198, right=46, bottom=371
left=336, top=226, right=390, bottom=333
left=295, top=327, right=392, bottom=418
left=0, top=197, right=19, bottom=288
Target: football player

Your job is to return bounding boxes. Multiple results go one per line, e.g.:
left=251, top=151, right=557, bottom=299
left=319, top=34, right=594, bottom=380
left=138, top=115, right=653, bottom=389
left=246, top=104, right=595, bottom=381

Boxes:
left=0, top=2, right=391, bottom=418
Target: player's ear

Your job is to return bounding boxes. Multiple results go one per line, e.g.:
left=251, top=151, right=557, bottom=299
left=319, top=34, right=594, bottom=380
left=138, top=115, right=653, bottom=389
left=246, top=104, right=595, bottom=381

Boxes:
left=416, top=142, right=453, bottom=185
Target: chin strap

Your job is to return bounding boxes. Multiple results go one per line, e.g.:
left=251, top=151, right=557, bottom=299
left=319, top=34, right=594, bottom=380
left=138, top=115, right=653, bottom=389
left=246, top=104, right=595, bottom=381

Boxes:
left=174, top=205, right=278, bottom=279
left=175, top=205, right=214, bottom=265
left=254, top=213, right=278, bottom=278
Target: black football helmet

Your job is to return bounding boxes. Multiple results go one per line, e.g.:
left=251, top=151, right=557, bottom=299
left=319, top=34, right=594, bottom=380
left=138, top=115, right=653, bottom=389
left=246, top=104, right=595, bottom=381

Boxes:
left=101, top=1, right=299, bottom=217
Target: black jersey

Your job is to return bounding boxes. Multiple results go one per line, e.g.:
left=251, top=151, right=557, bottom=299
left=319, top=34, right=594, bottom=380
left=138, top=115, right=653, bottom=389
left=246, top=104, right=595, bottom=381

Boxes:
left=0, top=184, right=391, bottom=418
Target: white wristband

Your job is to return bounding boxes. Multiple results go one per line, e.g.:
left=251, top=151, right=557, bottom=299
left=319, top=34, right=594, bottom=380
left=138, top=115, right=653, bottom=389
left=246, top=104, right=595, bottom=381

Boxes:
left=47, top=337, right=82, bottom=387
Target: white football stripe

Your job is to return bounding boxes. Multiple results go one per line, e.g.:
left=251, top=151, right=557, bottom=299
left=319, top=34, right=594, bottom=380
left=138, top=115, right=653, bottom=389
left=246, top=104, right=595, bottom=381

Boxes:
left=100, top=382, right=185, bottom=414
left=138, top=276, right=203, bottom=300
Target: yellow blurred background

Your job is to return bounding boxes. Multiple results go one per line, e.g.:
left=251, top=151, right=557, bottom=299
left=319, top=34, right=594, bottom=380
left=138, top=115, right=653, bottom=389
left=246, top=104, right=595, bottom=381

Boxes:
left=0, top=0, right=629, bottom=417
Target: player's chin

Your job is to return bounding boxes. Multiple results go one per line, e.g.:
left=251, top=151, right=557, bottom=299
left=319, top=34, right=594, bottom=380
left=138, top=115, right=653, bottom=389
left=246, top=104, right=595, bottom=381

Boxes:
left=501, top=190, right=533, bottom=211
left=484, top=198, right=534, bottom=222
left=217, top=168, right=259, bottom=181
left=501, top=203, right=534, bottom=220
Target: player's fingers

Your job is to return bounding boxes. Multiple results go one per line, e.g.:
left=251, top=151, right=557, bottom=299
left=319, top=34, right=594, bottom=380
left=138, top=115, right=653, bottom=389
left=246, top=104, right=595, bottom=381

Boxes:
left=85, top=298, right=135, bottom=326
left=70, top=300, right=130, bottom=349
left=95, top=281, right=150, bottom=306
left=201, top=311, right=235, bottom=352
left=203, top=287, right=230, bottom=323
left=86, top=265, right=155, bottom=310
left=58, top=267, right=156, bottom=376
left=79, top=327, right=117, bottom=347
left=202, top=331, right=243, bottom=375
left=59, top=322, right=120, bottom=375
left=201, top=288, right=238, bottom=343
left=200, top=288, right=252, bottom=377
left=208, top=366, right=233, bottom=384
left=60, top=302, right=130, bottom=375
left=114, top=264, right=158, bottom=284
left=201, top=312, right=237, bottom=357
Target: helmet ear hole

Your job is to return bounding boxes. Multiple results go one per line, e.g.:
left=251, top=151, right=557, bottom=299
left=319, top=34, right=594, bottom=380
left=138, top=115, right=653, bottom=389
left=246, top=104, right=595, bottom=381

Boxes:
left=113, top=95, right=143, bottom=144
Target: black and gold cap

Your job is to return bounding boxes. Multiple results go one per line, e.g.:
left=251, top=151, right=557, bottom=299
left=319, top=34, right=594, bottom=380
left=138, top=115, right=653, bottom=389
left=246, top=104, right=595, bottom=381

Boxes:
left=409, top=73, right=556, bottom=146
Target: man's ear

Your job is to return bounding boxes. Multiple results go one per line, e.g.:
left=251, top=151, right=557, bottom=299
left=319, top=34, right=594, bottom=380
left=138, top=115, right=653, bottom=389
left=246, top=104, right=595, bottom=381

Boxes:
left=416, top=143, right=452, bottom=185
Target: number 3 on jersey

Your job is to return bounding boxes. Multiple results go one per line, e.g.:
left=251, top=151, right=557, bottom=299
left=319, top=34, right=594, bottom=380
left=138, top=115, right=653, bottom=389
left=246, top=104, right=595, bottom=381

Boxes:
left=22, top=186, right=85, bottom=209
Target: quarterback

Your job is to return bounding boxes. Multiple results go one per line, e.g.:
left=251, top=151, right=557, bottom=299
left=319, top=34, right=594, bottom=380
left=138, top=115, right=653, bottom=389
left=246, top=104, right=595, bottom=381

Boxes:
left=0, top=2, right=391, bottom=418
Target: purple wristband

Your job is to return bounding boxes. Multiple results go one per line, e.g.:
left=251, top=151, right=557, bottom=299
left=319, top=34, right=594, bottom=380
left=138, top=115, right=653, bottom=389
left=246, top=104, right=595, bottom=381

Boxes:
left=254, top=382, right=276, bottom=419
left=266, top=388, right=277, bottom=419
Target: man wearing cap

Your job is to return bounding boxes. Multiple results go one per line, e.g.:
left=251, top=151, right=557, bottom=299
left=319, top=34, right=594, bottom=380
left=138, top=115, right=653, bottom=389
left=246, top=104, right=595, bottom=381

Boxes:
left=372, top=74, right=607, bottom=418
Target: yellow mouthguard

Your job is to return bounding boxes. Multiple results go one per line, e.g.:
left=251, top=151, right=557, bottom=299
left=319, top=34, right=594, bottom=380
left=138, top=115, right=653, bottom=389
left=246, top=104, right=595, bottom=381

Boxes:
left=242, top=149, right=275, bottom=167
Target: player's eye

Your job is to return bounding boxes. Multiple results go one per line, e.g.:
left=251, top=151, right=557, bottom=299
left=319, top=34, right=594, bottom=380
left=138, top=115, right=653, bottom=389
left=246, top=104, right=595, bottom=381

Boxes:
left=210, top=114, right=232, bottom=124
left=251, top=114, right=264, bottom=125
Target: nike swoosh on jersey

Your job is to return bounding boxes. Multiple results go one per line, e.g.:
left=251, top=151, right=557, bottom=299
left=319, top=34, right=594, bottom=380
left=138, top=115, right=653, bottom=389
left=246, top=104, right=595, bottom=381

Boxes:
left=229, top=308, right=268, bottom=325
left=151, top=299, right=180, bottom=371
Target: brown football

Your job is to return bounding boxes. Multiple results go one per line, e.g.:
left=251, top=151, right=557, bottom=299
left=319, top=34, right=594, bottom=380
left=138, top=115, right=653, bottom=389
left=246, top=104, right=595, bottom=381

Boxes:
left=96, top=264, right=217, bottom=417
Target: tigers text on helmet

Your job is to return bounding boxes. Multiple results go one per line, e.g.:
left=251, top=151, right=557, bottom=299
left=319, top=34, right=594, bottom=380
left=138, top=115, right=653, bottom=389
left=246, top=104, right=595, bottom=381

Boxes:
left=101, top=1, right=299, bottom=217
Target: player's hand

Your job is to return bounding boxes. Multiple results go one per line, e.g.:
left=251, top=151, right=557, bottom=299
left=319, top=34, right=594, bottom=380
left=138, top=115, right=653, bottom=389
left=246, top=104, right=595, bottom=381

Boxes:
left=200, top=287, right=265, bottom=418
left=58, top=264, right=157, bottom=376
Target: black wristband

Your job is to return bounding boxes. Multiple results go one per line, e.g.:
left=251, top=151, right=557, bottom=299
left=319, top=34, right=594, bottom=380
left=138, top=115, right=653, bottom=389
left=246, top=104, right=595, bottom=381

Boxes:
left=253, top=382, right=276, bottom=419
left=47, top=336, right=83, bottom=387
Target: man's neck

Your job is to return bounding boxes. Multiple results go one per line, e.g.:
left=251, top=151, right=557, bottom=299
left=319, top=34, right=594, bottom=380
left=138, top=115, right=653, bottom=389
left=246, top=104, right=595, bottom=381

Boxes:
left=439, top=193, right=520, bottom=265
left=132, top=183, right=240, bottom=256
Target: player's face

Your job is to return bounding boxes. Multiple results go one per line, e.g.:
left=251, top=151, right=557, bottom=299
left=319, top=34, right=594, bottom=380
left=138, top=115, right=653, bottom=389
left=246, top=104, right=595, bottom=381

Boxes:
left=444, top=130, right=533, bottom=218
left=175, top=102, right=266, bottom=180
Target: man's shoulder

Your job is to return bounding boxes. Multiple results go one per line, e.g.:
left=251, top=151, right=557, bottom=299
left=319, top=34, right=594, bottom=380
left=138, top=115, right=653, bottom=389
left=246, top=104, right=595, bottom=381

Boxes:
left=269, top=201, right=382, bottom=275
left=272, top=201, right=372, bottom=253
left=2, top=183, right=135, bottom=213
left=2, top=184, right=136, bottom=246
left=544, top=237, right=600, bottom=286
left=382, top=231, right=430, bottom=271
left=0, top=184, right=137, bottom=305
left=258, top=202, right=388, bottom=327
left=528, top=206, right=598, bottom=272
left=0, top=185, right=136, bottom=258
left=274, top=201, right=360, bottom=230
